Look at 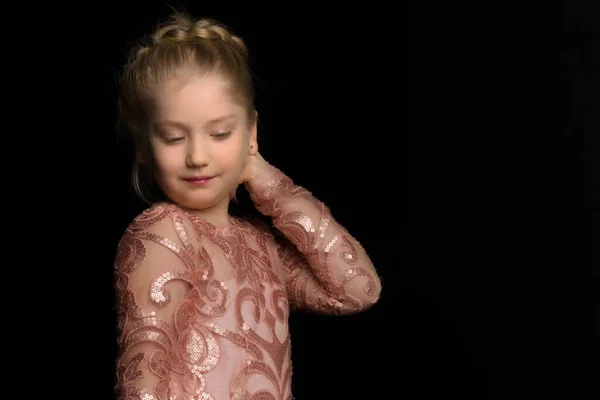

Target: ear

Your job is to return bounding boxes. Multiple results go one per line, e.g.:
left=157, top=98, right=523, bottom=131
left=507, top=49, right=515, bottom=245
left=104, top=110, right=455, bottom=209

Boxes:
left=248, top=111, right=258, bottom=155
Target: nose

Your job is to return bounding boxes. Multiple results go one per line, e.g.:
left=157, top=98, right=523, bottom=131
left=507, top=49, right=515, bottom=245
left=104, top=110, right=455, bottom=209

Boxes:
left=185, top=136, right=209, bottom=168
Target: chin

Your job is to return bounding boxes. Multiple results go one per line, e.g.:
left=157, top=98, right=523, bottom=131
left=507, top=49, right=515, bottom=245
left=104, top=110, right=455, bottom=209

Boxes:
left=178, top=197, right=216, bottom=210
left=178, top=193, right=230, bottom=210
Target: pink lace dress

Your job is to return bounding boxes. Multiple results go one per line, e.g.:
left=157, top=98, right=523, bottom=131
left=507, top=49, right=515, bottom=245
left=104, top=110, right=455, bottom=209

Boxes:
left=114, top=162, right=382, bottom=399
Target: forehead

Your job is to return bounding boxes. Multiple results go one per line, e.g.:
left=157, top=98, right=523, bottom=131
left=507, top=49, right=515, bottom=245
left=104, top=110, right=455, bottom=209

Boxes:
left=153, top=74, right=243, bottom=122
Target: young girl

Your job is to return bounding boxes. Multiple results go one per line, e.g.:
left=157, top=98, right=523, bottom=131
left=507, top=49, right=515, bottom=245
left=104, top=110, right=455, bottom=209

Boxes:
left=114, top=12, right=382, bottom=400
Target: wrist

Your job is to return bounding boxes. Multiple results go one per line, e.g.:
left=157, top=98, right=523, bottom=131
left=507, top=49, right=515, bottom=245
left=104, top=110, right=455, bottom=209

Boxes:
left=244, top=160, right=280, bottom=195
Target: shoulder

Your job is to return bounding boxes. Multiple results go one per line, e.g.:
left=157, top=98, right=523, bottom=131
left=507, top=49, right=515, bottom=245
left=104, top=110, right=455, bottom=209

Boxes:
left=235, top=214, right=295, bottom=255
left=115, top=203, right=189, bottom=271
left=235, top=214, right=276, bottom=241
left=116, top=203, right=187, bottom=256
left=125, top=202, right=187, bottom=235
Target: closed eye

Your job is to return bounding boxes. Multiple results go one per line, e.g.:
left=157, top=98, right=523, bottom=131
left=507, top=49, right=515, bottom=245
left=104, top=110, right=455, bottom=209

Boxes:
left=213, top=132, right=231, bottom=140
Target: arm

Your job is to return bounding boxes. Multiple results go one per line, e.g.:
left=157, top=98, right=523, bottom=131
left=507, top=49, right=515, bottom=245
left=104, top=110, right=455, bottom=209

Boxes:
left=244, top=156, right=382, bottom=315
left=114, top=210, right=195, bottom=399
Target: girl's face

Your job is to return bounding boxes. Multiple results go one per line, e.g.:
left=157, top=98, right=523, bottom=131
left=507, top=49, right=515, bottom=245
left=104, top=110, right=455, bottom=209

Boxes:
left=148, top=73, right=256, bottom=214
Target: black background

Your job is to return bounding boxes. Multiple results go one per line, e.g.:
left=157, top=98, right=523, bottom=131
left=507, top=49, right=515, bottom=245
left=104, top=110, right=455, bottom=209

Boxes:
left=9, top=1, right=598, bottom=399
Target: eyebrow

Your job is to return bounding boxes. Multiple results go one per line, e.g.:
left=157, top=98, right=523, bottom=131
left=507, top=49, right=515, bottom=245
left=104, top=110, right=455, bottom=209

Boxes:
left=154, top=114, right=238, bottom=130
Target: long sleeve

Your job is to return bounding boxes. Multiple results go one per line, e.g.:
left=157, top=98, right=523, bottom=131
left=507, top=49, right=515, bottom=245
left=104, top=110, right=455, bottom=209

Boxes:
left=114, top=213, right=191, bottom=400
left=245, top=162, right=382, bottom=315
left=114, top=207, right=237, bottom=400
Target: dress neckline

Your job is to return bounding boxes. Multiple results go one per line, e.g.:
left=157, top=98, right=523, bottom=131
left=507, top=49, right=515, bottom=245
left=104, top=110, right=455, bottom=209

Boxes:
left=159, top=201, right=242, bottom=234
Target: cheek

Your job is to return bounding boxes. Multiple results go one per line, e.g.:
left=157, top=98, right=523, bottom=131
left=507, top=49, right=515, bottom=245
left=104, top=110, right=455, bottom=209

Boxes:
left=221, top=151, right=244, bottom=173
left=152, top=147, right=181, bottom=175
left=221, top=137, right=246, bottom=168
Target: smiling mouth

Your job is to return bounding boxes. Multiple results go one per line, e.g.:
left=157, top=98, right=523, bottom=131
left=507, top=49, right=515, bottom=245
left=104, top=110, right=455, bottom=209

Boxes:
left=183, top=177, right=214, bottom=184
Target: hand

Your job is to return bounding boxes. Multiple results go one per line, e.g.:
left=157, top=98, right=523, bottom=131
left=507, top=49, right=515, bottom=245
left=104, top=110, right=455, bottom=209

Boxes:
left=238, top=151, right=268, bottom=185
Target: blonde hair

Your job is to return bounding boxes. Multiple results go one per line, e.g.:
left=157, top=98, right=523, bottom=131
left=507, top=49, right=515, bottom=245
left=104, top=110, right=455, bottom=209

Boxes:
left=117, top=12, right=255, bottom=203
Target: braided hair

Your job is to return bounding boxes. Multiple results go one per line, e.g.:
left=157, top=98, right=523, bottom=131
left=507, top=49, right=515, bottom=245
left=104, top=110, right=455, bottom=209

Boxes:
left=117, top=12, right=255, bottom=203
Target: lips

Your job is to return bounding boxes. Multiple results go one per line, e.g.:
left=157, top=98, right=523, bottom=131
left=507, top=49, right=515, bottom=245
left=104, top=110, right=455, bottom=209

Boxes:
left=183, top=176, right=214, bottom=184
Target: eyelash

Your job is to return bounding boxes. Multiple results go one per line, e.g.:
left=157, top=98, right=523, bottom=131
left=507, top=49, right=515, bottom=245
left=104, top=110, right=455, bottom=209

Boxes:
left=164, top=132, right=231, bottom=143
left=213, top=132, right=231, bottom=140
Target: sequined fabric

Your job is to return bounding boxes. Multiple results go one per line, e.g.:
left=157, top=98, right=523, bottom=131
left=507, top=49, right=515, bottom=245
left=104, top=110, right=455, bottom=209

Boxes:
left=114, top=163, right=382, bottom=400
